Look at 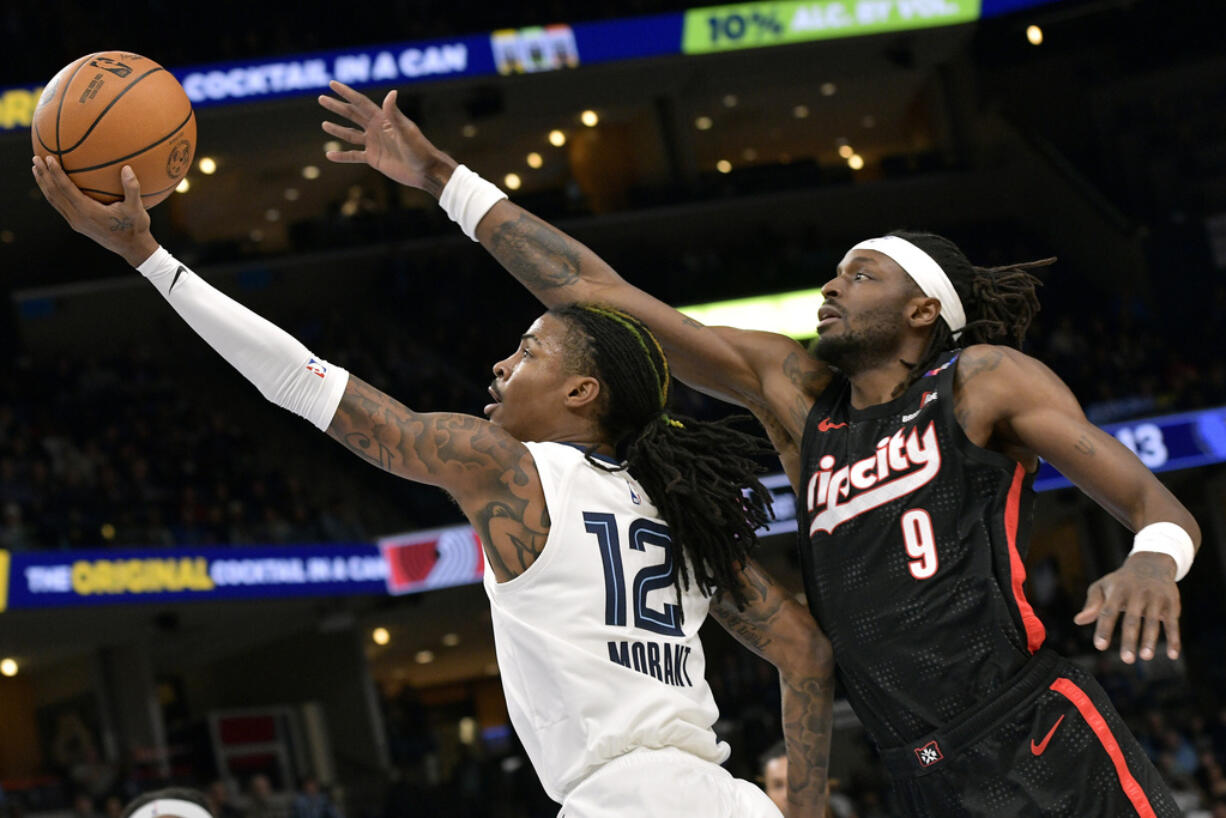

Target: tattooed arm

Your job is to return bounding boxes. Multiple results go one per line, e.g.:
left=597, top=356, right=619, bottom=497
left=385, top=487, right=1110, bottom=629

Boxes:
left=32, top=129, right=548, bottom=583
left=710, top=561, right=833, bottom=818
left=955, top=344, right=1200, bottom=663
left=318, top=81, right=829, bottom=444
left=328, top=376, right=548, bottom=582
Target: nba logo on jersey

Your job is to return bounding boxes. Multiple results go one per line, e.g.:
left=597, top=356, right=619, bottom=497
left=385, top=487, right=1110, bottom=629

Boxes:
left=305, top=358, right=327, bottom=378
left=623, top=475, right=642, bottom=505
left=914, top=740, right=944, bottom=767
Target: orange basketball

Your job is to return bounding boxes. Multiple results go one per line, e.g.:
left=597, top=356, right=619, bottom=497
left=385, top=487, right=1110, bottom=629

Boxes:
left=31, top=51, right=196, bottom=208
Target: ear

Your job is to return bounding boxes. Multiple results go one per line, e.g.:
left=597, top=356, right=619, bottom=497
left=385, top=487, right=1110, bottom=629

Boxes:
left=906, top=295, right=943, bottom=330
left=563, top=375, right=602, bottom=410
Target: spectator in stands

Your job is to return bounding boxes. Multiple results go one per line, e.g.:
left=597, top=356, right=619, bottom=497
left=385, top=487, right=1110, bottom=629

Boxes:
left=758, top=741, right=789, bottom=816
left=289, top=777, right=340, bottom=818
left=206, top=781, right=244, bottom=818
left=243, top=775, right=281, bottom=818
left=72, top=794, right=99, bottom=818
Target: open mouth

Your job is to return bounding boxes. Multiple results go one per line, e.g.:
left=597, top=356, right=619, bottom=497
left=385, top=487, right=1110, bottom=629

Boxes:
left=817, top=305, right=842, bottom=330
left=484, top=385, right=502, bottom=417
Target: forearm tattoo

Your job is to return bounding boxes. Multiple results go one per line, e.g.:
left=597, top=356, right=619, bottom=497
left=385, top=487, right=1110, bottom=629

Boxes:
left=486, top=212, right=583, bottom=292
left=711, top=562, right=832, bottom=813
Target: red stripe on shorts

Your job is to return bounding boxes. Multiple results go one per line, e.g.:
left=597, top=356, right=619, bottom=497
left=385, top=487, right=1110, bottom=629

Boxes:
left=1050, top=677, right=1156, bottom=818
left=1004, top=463, right=1045, bottom=652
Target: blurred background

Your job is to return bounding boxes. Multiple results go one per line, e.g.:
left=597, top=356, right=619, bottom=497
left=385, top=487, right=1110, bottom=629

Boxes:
left=1, top=1, right=1224, bottom=816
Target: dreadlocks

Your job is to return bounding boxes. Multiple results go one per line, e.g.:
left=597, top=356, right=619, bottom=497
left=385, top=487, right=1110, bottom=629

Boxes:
left=550, top=303, right=773, bottom=608
left=888, top=230, right=1052, bottom=388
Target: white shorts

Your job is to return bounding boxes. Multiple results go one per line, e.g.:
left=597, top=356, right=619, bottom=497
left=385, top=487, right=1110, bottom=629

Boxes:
left=560, top=747, right=782, bottom=818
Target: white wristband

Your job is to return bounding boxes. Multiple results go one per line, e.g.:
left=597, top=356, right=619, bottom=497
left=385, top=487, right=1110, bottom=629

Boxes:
left=137, top=247, right=349, bottom=431
left=1129, top=522, right=1194, bottom=582
left=438, top=164, right=507, bottom=241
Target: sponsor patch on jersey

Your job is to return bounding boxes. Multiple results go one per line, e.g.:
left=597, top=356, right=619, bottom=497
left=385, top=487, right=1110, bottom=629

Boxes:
left=805, top=420, right=942, bottom=535
left=900, top=390, right=939, bottom=423
left=305, top=358, right=327, bottom=378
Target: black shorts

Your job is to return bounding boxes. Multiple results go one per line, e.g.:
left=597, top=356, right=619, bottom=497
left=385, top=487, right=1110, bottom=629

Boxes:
left=877, top=648, right=1179, bottom=817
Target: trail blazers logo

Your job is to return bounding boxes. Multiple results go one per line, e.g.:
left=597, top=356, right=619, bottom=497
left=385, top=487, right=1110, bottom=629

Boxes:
left=806, top=420, right=942, bottom=535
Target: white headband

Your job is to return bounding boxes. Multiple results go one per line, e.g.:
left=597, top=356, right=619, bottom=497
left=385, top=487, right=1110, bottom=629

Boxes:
left=850, top=236, right=966, bottom=338
left=131, top=800, right=214, bottom=818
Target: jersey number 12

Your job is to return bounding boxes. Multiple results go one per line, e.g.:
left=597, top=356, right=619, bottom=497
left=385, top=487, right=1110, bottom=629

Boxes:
left=583, top=512, right=684, bottom=637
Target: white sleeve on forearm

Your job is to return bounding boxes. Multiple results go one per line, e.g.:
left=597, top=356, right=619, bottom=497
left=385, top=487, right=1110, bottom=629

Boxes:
left=136, top=246, right=349, bottom=431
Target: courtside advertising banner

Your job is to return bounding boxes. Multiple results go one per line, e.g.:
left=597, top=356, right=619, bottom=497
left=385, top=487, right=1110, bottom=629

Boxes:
left=682, top=0, right=981, bottom=54
left=0, top=544, right=389, bottom=611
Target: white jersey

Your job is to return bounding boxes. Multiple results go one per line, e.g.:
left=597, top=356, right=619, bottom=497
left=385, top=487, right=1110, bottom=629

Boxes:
left=483, top=441, right=730, bottom=803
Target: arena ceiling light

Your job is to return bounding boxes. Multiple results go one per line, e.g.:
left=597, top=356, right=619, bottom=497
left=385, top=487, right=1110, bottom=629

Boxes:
left=198, top=157, right=217, bottom=175
left=1027, top=24, right=1043, bottom=45
left=678, top=288, right=825, bottom=339
left=372, top=627, right=390, bottom=645
left=548, top=129, right=566, bottom=147
left=526, top=152, right=543, bottom=169
left=580, top=110, right=599, bottom=127
left=1, top=658, right=18, bottom=677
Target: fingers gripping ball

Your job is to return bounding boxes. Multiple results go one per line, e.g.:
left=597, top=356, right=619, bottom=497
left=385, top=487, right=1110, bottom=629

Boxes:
left=31, top=51, right=196, bottom=207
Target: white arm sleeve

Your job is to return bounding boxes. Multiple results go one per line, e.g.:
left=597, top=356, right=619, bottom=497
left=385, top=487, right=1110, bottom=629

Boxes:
left=136, top=247, right=350, bottom=431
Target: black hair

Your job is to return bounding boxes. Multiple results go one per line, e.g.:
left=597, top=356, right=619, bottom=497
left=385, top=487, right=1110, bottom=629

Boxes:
left=759, top=739, right=788, bottom=772
left=887, top=230, right=1051, bottom=388
left=119, top=789, right=213, bottom=818
left=550, top=304, right=772, bottom=608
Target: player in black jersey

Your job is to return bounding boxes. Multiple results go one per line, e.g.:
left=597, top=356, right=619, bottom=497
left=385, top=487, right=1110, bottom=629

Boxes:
left=317, top=84, right=1200, bottom=816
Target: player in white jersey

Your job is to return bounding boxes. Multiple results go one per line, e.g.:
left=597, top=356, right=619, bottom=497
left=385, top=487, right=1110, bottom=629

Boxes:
left=34, top=153, right=835, bottom=818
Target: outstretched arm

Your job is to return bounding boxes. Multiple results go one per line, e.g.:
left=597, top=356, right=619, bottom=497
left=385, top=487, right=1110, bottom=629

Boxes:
left=318, top=81, right=829, bottom=438
left=31, top=155, right=545, bottom=582
left=956, top=345, right=1201, bottom=663
left=710, top=561, right=833, bottom=818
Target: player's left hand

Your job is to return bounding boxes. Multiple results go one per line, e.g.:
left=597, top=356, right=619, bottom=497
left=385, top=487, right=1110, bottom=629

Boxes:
left=318, top=80, right=457, bottom=196
left=1074, top=551, right=1181, bottom=663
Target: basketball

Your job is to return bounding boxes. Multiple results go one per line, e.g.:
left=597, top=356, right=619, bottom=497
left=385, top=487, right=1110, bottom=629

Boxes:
left=31, top=51, right=196, bottom=208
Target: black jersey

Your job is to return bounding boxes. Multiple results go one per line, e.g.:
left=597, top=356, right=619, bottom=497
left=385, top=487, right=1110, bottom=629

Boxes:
left=797, top=349, right=1047, bottom=749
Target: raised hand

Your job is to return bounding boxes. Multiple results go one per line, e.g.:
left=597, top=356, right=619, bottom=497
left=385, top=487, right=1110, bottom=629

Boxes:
left=1074, top=551, right=1181, bottom=663
left=318, top=80, right=457, bottom=197
left=32, top=156, right=159, bottom=266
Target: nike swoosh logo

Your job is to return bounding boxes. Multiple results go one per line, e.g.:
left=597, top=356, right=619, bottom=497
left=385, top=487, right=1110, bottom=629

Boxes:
left=817, top=418, right=847, bottom=432
left=1030, top=714, right=1065, bottom=756
left=169, top=264, right=187, bottom=292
